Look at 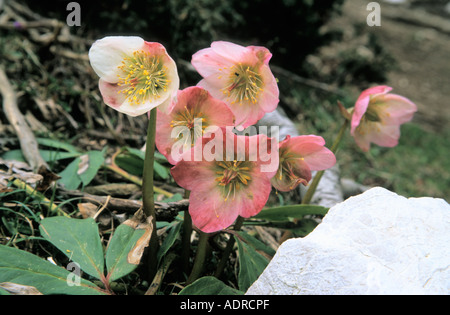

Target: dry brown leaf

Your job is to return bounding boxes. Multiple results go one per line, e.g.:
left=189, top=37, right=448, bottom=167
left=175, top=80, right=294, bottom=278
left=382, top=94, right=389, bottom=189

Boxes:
left=122, top=209, right=154, bottom=265
left=0, top=282, right=43, bottom=295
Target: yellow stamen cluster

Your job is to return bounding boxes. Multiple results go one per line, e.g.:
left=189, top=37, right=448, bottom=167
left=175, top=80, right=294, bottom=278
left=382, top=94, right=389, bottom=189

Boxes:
left=219, top=63, right=263, bottom=106
left=170, top=106, right=207, bottom=147
left=276, top=151, right=307, bottom=189
left=215, top=160, right=252, bottom=201
left=117, top=50, right=171, bottom=105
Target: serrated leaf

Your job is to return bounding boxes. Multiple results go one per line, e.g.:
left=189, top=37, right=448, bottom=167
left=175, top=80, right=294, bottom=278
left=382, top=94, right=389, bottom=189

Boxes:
left=179, top=276, right=244, bottom=295
left=254, top=204, right=329, bottom=221
left=39, top=217, right=105, bottom=280
left=0, top=245, right=104, bottom=295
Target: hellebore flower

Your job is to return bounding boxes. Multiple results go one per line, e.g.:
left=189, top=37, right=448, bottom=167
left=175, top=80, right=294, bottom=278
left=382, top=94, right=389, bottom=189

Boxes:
left=271, top=135, right=336, bottom=192
left=351, top=86, right=417, bottom=151
left=171, top=128, right=277, bottom=233
left=191, top=41, right=279, bottom=130
left=155, top=86, right=234, bottom=165
left=89, top=36, right=179, bottom=116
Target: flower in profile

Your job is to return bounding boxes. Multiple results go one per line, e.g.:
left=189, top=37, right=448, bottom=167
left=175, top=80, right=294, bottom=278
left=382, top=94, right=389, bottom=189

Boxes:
left=351, top=86, right=417, bottom=151
left=155, top=86, right=234, bottom=165
left=271, top=135, right=336, bottom=192
left=89, top=36, right=179, bottom=116
left=191, top=41, right=279, bottom=130
left=171, top=128, right=276, bottom=233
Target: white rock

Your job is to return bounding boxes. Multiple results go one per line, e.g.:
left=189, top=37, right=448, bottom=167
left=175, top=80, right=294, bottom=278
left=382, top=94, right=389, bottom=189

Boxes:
left=246, top=187, right=450, bottom=295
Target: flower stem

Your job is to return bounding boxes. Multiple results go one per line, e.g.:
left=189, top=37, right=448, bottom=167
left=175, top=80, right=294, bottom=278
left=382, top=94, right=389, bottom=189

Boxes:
left=186, top=231, right=209, bottom=285
left=301, top=119, right=349, bottom=205
left=181, top=190, right=192, bottom=275
left=142, top=107, right=159, bottom=280
left=214, top=216, right=245, bottom=278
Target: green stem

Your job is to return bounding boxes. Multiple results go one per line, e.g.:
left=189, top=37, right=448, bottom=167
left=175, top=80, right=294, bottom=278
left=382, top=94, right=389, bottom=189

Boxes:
left=186, top=231, right=209, bottom=285
left=181, top=190, right=192, bottom=275
left=142, top=108, right=159, bottom=280
left=301, top=119, right=349, bottom=205
left=214, top=216, right=245, bottom=278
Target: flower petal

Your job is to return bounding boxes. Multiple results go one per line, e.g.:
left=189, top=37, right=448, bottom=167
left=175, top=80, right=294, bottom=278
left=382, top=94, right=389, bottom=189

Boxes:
left=89, top=36, right=144, bottom=83
left=351, top=85, right=392, bottom=135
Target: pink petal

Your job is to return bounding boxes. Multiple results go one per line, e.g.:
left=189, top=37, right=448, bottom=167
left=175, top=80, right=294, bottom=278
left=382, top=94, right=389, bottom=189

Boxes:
left=283, top=136, right=335, bottom=171
left=211, top=41, right=248, bottom=62
left=155, top=87, right=234, bottom=165
left=375, top=94, right=417, bottom=125
left=98, top=79, right=127, bottom=110
left=188, top=187, right=240, bottom=233
left=191, top=47, right=234, bottom=78
left=351, top=85, right=392, bottom=135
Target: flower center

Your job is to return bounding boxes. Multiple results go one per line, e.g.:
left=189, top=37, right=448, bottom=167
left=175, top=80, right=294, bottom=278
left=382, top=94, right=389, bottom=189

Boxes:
left=220, top=63, right=263, bottom=106
left=117, top=50, right=171, bottom=105
left=364, top=105, right=381, bottom=122
left=170, top=106, right=207, bottom=147
left=215, top=160, right=252, bottom=201
left=276, top=151, right=307, bottom=189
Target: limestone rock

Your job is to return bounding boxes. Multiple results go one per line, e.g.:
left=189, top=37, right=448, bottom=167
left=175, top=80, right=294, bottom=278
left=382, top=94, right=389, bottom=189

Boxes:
left=246, top=187, right=450, bottom=295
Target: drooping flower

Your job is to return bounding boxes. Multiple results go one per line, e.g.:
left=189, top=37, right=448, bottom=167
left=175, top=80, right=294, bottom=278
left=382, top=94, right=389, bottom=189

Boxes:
left=89, top=36, right=179, bottom=116
left=271, top=135, right=336, bottom=192
left=155, top=86, right=234, bottom=165
left=351, top=86, right=417, bottom=152
left=171, top=128, right=277, bottom=233
left=191, top=41, right=279, bottom=130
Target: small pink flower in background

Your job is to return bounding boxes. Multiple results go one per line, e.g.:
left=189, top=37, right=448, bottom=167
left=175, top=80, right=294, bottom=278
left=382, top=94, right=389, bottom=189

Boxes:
left=351, top=85, right=417, bottom=152
left=271, top=135, right=336, bottom=192
left=89, top=36, right=179, bottom=116
left=171, top=128, right=276, bottom=233
left=191, top=41, right=279, bottom=130
left=155, top=86, right=234, bottom=165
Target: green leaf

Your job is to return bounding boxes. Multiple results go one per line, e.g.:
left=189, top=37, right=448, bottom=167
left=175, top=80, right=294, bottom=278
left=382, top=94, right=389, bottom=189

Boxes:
left=1, top=149, right=80, bottom=162
left=235, top=236, right=270, bottom=292
left=115, top=147, right=169, bottom=179
left=179, top=276, right=244, bottom=295
left=153, top=160, right=169, bottom=179
left=157, top=221, right=182, bottom=266
left=78, top=150, right=105, bottom=187
left=236, top=231, right=276, bottom=257
left=105, top=224, right=146, bottom=282
left=0, top=245, right=104, bottom=295
left=37, top=138, right=81, bottom=154
left=105, top=211, right=153, bottom=282
left=39, top=217, right=105, bottom=280
left=57, top=157, right=82, bottom=190
left=286, top=218, right=319, bottom=237
left=254, top=204, right=329, bottom=221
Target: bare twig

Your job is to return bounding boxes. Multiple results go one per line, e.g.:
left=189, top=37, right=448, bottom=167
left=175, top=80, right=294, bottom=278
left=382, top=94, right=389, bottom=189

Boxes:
left=59, top=189, right=189, bottom=222
left=0, top=66, right=49, bottom=174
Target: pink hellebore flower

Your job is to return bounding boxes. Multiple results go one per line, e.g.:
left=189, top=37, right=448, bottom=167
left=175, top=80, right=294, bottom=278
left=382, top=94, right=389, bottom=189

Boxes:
left=191, top=41, right=279, bottom=130
left=271, top=135, right=336, bottom=192
left=89, top=36, right=179, bottom=116
left=351, top=86, right=417, bottom=152
left=171, top=128, right=276, bottom=233
left=155, top=86, right=234, bottom=165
